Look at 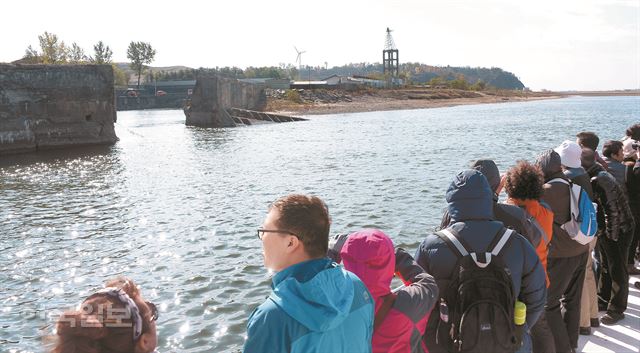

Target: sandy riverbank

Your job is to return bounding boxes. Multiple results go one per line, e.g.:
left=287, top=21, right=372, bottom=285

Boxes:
left=265, top=88, right=566, bottom=116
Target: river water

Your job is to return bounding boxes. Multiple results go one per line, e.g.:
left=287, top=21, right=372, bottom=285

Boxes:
left=1, top=96, right=638, bottom=352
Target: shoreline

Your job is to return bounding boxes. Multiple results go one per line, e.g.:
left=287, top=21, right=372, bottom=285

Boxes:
left=267, top=92, right=566, bottom=117
left=266, top=89, right=640, bottom=117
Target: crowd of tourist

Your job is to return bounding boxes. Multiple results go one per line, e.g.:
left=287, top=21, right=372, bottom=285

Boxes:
left=48, top=124, right=640, bottom=353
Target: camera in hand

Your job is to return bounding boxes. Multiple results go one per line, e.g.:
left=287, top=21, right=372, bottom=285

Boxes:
left=633, top=142, right=640, bottom=150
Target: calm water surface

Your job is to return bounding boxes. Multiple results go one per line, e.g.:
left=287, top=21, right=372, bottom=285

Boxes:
left=1, top=96, right=638, bottom=352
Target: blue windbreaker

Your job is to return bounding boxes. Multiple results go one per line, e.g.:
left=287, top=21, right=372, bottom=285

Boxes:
left=244, top=258, right=374, bottom=353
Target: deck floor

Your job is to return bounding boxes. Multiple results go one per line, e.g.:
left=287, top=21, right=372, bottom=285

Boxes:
left=578, top=271, right=640, bottom=353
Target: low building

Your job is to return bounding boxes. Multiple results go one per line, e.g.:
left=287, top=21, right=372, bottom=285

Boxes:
left=239, top=78, right=291, bottom=90
left=290, top=81, right=329, bottom=89
left=351, top=75, right=387, bottom=88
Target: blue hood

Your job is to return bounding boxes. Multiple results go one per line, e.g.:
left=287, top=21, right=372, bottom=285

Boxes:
left=269, top=258, right=354, bottom=332
left=446, top=169, right=494, bottom=222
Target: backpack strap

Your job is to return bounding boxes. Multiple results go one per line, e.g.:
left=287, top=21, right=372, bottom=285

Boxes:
left=488, top=228, right=514, bottom=256
left=465, top=228, right=513, bottom=268
left=436, top=227, right=513, bottom=268
left=374, top=293, right=397, bottom=332
left=436, top=228, right=471, bottom=258
left=548, top=177, right=570, bottom=186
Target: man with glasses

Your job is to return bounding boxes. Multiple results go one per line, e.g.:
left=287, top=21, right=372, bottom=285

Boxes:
left=244, top=194, right=374, bottom=353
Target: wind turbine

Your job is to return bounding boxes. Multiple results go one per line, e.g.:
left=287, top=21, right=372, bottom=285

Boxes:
left=294, top=46, right=306, bottom=71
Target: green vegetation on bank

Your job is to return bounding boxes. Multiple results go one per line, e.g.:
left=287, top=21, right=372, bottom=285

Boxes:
left=148, top=63, right=523, bottom=91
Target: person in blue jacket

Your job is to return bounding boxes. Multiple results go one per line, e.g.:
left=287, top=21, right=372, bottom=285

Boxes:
left=244, top=194, right=374, bottom=353
left=415, top=169, right=547, bottom=353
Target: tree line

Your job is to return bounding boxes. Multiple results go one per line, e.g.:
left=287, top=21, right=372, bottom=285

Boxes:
left=21, top=32, right=156, bottom=88
left=151, top=65, right=299, bottom=82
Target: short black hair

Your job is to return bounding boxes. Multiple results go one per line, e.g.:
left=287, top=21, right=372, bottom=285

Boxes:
left=602, top=140, right=623, bottom=158
left=626, top=124, right=640, bottom=141
left=576, top=131, right=600, bottom=150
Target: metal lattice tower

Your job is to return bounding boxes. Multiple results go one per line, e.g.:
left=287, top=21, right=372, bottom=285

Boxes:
left=384, top=27, right=396, bottom=50
left=383, top=27, right=399, bottom=78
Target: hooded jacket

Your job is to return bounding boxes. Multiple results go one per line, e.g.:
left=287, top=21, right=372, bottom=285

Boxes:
left=585, top=163, right=636, bottom=241
left=339, top=229, right=439, bottom=353
left=536, top=149, right=589, bottom=258
left=244, top=258, right=374, bottom=353
left=440, top=160, right=542, bottom=247
left=415, top=169, right=546, bottom=353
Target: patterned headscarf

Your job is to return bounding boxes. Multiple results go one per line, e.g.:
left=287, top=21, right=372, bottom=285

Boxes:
left=83, top=287, right=143, bottom=341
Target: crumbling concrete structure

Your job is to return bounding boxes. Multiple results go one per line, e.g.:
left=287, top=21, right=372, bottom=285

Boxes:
left=0, top=64, right=118, bottom=154
left=185, top=74, right=307, bottom=127
left=185, top=74, right=267, bottom=127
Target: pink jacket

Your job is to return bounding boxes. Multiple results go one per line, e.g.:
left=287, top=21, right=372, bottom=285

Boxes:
left=339, top=229, right=439, bottom=353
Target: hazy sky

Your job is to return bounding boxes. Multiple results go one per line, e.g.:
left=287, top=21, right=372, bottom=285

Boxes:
left=2, top=0, right=638, bottom=91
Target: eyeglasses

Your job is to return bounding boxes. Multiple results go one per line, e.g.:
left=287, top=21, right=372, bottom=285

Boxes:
left=145, top=301, right=159, bottom=322
left=257, top=229, right=299, bottom=240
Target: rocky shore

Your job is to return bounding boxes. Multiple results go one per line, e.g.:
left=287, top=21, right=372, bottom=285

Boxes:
left=265, top=87, right=566, bottom=116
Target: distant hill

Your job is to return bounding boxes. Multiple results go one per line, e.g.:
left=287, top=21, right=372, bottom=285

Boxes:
left=321, top=63, right=525, bottom=90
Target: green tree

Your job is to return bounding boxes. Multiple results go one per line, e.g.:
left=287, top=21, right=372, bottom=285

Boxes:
left=428, top=76, right=444, bottom=87
left=470, top=79, right=487, bottom=91
left=23, top=45, right=41, bottom=63
left=38, top=32, right=68, bottom=64
left=127, top=41, right=156, bottom=88
left=112, top=64, right=129, bottom=86
left=69, top=43, right=87, bottom=63
left=22, top=32, right=68, bottom=64
left=449, top=74, right=469, bottom=90
left=91, top=41, right=113, bottom=64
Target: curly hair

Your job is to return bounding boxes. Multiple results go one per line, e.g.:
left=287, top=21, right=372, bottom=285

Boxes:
left=505, top=160, right=545, bottom=201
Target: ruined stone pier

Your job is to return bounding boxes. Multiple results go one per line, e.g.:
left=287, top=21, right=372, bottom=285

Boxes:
left=0, top=64, right=118, bottom=155
left=185, top=74, right=305, bottom=127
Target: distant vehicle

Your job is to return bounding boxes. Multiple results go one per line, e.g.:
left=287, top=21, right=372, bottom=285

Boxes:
left=126, top=89, right=139, bottom=97
left=156, top=90, right=167, bottom=96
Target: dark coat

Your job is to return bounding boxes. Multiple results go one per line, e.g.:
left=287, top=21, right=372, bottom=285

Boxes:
left=626, top=159, right=640, bottom=214
left=603, top=157, right=627, bottom=194
left=586, top=164, right=636, bottom=241
left=536, top=150, right=589, bottom=258
left=564, top=166, right=594, bottom=200
left=415, top=169, right=546, bottom=353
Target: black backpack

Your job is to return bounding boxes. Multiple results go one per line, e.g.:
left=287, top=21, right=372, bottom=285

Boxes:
left=435, top=227, right=519, bottom=353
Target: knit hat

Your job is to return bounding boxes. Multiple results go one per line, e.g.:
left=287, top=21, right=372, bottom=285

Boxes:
left=554, top=140, right=582, bottom=168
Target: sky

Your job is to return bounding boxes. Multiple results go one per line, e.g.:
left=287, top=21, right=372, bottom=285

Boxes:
left=1, top=0, right=638, bottom=91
